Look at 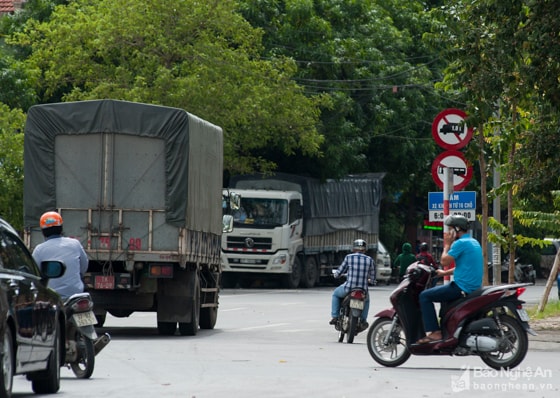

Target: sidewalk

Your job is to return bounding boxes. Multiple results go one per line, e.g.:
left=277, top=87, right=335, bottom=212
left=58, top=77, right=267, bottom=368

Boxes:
left=529, top=327, right=560, bottom=351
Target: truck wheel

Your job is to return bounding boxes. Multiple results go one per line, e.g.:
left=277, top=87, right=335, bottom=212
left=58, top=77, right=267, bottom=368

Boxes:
left=221, top=273, right=238, bottom=289
left=301, top=256, right=318, bottom=288
left=157, top=322, right=177, bottom=336
left=179, top=273, right=200, bottom=336
left=200, top=306, right=218, bottom=329
left=282, top=257, right=301, bottom=289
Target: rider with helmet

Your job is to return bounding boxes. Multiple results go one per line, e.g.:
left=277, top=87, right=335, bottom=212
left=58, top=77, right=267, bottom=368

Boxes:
left=416, top=242, right=436, bottom=267
left=415, top=215, right=483, bottom=344
left=32, top=211, right=89, bottom=300
left=330, top=239, right=376, bottom=332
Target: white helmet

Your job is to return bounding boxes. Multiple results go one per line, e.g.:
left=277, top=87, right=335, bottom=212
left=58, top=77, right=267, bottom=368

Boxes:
left=353, top=239, right=367, bottom=251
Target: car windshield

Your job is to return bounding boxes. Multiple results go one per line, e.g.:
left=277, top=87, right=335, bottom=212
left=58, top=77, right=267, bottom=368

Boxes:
left=230, top=198, right=288, bottom=227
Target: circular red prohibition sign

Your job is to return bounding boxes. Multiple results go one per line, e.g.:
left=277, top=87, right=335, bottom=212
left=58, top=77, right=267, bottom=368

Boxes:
left=432, top=108, right=473, bottom=150
left=431, top=150, right=473, bottom=190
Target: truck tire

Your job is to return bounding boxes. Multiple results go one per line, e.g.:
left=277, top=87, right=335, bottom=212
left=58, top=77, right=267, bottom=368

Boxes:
left=301, top=256, right=318, bottom=288
left=281, top=257, right=301, bottom=289
left=221, top=273, right=238, bottom=288
left=200, top=307, right=218, bottom=329
left=179, top=273, right=200, bottom=336
left=200, top=272, right=219, bottom=329
left=157, top=322, right=177, bottom=335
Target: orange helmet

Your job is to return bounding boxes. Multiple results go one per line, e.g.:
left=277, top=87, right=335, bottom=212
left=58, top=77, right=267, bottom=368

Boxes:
left=40, top=211, right=63, bottom=229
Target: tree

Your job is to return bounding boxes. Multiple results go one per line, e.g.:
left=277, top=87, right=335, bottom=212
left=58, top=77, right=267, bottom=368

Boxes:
left=239, top=0, right=449, bottom=248
left=7, top=0, right=325, bottom=174
left=515, top=191, right=560, bottom=312
left=0, top=103, right=25, bottom=231
left=429, top=1, right=560, bottom=287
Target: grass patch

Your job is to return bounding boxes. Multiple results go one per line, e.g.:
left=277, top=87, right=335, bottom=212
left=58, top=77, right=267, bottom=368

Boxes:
left=527, top=300, right=560, bottom=319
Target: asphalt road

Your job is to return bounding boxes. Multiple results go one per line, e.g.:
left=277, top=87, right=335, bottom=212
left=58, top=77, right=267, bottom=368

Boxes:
left=11, top=282, right=560, bottom=398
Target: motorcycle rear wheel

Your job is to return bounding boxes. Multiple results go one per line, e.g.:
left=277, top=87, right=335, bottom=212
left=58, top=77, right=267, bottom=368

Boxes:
left=347, top=315, right=358, bottom=344
left=480, top=315, right=528, bottom=370
left=70, top=333, right=95, bottom=379
left=367, top=317, right=410, bottom=367
left=337, top=306, right=349, bottom=343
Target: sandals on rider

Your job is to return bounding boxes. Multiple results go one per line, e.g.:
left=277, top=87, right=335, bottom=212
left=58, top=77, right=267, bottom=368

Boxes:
left=415, top=330, right=442, bottom=344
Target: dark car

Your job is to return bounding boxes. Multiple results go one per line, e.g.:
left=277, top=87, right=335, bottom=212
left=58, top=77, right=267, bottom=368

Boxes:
left=0, top=217, right=66, bottom=396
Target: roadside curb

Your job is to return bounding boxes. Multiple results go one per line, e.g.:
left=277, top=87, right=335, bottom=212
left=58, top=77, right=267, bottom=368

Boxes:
left=528, top=330, right=560, bottom=351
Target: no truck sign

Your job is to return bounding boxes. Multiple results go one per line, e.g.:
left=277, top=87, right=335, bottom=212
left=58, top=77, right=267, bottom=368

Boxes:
left=432, top=108, right=473, bottom=150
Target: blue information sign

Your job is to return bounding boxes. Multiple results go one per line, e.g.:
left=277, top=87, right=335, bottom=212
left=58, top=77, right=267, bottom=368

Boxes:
left=428, top=191, right=476, bottom=221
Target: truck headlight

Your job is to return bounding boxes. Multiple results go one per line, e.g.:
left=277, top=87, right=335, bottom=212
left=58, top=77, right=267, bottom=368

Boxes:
left=272, top=254, right=287, bottom=265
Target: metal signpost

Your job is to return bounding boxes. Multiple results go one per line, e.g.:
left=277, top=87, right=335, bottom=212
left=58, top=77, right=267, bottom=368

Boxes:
left=431, top=108, right=474, bottom=284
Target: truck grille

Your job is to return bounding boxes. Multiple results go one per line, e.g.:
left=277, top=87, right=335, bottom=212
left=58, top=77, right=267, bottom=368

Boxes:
left=226, top=236, right=272, bottom=252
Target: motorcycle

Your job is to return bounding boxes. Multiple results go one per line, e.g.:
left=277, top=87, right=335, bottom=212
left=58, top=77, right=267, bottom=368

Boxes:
left=488, top=256, right=536, bottom=285
left=64, top=292, right=111, bottom=378
left=514, top=261, right=536, bottom=285
left=366, top=262, right=535, bottom=370
left=334, top=288, right=368, bottom=344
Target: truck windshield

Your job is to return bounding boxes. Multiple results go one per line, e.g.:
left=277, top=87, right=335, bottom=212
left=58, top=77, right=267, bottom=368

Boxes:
left=231, top=198, right=288, bottom=227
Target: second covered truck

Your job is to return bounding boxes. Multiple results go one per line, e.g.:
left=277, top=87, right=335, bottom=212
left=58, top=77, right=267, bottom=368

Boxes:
left=221, top=173, right=384, bottom=288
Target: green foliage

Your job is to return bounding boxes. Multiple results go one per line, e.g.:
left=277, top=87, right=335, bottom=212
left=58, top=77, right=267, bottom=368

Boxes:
left=514, top=192, right=560, bottom=240
left=239, top=0, right=448, bottom=246
left=240, top=0, right=446, bottom=181
left=7, top=0, right=324, bottom=174
left=0, top=54, right=36, bottom=110
left=528, top=300, right=560, bottom=320
left=0, top=104, right=25, bottom=231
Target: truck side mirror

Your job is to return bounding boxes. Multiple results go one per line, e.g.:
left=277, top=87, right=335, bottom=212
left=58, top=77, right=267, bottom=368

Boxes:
left=229, top=193, right=241, bottom=211
left=222, top=215, right=234, bottom=233
left=297, top=205, right=303, bottom=219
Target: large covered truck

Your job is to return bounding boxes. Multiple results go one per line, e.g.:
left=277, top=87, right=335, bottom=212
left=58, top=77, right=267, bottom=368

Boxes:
left=221, top=173, right=384, bottom=288
left=23, top=99, right=225, bottom=336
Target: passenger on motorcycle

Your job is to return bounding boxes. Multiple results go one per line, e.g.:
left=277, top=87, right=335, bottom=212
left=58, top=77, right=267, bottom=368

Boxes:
left=416, top=215, right=483, bottom=344
left=32, top=211, right=89, bottom=300
left=330, top=239, right=375, bottom=332
left=417, top=242, right=439, bottom=287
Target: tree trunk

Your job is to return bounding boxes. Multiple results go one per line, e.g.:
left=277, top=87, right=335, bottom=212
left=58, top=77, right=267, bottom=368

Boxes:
left=537, top=250, right=560, bottom=312
left=478, top=123, right=490, bottom=286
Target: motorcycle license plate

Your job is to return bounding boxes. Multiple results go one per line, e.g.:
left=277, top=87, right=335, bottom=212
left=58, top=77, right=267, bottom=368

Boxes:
left=73, top=311, right=97, bottom=327
left=349, top=299, right=364, bottom=310
left=517, top=308, right=530, bottom=322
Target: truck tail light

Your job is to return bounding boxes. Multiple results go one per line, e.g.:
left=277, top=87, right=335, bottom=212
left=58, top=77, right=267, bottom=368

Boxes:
left=149, top=264, right=174, bottom=278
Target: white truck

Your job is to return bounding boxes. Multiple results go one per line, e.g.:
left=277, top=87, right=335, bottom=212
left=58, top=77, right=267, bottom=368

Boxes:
left=221, top=173, right=384, bottom=288
left=23, top=99, right=232, bottom=336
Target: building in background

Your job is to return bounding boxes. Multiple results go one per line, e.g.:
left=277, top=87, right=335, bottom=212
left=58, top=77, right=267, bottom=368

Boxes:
left=0, top=1, right=25, bottom=15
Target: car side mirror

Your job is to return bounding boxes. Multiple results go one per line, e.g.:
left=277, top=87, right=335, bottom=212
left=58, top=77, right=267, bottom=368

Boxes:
left=40, top=260, right=66, bottom=279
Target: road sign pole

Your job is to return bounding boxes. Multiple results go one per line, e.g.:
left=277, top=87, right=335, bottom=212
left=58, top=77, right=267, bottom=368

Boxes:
left=443, top=167, right=454, bottom=284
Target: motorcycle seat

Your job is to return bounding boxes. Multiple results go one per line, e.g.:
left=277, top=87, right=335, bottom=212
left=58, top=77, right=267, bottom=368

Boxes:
left=439, top=287, right=484, bottom=318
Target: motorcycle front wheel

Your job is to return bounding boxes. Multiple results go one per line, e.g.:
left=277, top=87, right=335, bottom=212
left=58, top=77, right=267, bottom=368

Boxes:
left=70, top=333, right=95, bottom=379
left=480, top=315, right=528, bottom=370
left=367, top=317, right=410, bottom=367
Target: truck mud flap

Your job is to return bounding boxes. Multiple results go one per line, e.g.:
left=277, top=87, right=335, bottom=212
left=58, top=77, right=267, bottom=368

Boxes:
left=157, top=268, right=199, bottom=323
